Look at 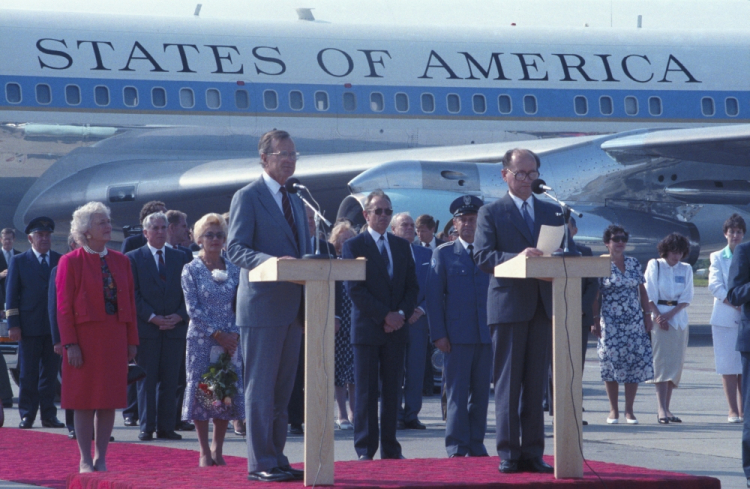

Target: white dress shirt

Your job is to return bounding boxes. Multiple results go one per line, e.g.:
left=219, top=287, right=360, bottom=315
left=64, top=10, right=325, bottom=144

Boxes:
left=421, top=236, right=439, bottom=249
left=368, top=227, right=393, bottom=278
left=644, top=258, right=694, bottom=330
left=146, top=243, right=167, bottom=271
left=457, top=237, right=474, bottom=254
left=30, top=247, right=48, bottom=265
left=2, top=248, right=11, bottom=266
left=262, top=171, right=285, bottom=215
left=508, top=191, right=535, bottom=221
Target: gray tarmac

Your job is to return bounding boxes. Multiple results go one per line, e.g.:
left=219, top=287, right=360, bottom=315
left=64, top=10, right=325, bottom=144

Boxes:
left=0, top=286, right=744, bottom=488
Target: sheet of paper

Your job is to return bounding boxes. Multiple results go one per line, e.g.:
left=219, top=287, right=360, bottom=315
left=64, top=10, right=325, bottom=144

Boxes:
left=536, top=225, right=565, bottom=256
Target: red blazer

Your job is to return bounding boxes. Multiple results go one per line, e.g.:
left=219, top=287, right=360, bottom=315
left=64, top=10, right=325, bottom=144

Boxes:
left=56, top=247, right=139, bottom=346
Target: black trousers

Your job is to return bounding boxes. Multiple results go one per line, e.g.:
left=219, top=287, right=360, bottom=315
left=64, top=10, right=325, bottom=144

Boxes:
left=17, top=335, right=58, bottom=422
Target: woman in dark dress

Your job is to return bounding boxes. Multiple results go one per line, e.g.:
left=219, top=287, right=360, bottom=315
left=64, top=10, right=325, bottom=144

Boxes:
left=57, top=201, right=139, bottom=472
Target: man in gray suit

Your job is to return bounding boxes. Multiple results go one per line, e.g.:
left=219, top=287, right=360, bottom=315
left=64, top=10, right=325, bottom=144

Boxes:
left=227, top=130, right=310, bottom=483
left=474, top=148, right=573, bottom=475
left=427, top=196, right=491, bottom=458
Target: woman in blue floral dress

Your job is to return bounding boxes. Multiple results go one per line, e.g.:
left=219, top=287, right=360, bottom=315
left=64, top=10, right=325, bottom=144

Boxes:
left=592, top=225, right=654, bottom=425
left=181, top=213, right=243, bottom=467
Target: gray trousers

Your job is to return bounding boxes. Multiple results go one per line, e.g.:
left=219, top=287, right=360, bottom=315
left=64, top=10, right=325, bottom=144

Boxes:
left=241, top=321, right=303, bottom=472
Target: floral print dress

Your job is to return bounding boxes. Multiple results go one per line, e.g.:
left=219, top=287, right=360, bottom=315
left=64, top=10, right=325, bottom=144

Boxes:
left=597, top=256, right=655, bottom=383
left=181, top=258, right=245, bottom=421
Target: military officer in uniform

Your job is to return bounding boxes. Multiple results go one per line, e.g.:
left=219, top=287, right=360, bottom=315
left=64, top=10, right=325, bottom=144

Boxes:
left=426, top=196, right=492, bottom=457
left=6, top=216, right=64, bottom=429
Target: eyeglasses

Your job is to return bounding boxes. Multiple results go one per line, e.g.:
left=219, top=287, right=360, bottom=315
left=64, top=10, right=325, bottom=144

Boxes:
left=610, top=235, right=628, bottom=243
left=266, top=151, right=300, bottom=161
left=202, top=232, right=226, bottom=240
left=370, top=207, right=393, bottom=216
left=505, top=169, right=540, bottom=181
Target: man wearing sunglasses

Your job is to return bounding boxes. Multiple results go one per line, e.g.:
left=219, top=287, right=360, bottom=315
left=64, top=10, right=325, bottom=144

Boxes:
left=473, top=148, right=575, bottom=476
left=342, top=190, right=419, bottom=461
left=227, top=129, right=311, bottom=483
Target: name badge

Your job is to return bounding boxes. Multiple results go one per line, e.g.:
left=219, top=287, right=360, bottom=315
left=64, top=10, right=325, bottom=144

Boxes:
left=674, top=276, right=685, bottom=284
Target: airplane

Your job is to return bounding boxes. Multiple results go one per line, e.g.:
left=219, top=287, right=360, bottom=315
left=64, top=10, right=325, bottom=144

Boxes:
left=2, top=7, right=750, bottom=263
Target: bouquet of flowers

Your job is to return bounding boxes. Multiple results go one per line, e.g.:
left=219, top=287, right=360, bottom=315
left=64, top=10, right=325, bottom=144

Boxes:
left=198, top=352, right=238, bottom=409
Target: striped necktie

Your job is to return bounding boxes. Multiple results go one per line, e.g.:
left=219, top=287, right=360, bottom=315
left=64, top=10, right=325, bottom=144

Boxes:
left=279, top=187, right=299, bottom=243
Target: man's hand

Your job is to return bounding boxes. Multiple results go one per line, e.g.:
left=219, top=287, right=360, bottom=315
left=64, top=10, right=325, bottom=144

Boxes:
left=519, top=248, right=544, bottom=258
left=66, top=345, right=83, bottom=368
left=165, top=314, right=182, bottom=325
left=8, top=327, right=20, bottom=342
left=434, top=337, right=451, bottom=353
left=384, top=311, right=405, bottom=332
left=53, top=343, right=63, bottom=356
left=0, top=269, right=7, bottom=279
left=408, top=309, right=424, bottom=325
left=128, top=345, right=137, bottom=362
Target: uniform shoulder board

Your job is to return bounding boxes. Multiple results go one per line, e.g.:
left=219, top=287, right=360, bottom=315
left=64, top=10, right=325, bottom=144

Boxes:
left=436, top=241, right=453, bottom=250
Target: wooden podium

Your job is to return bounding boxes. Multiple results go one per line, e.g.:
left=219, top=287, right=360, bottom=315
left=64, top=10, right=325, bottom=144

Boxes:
left=249, top=257, right=366, bottom=486
left=494, top=255, right=610, bottom=479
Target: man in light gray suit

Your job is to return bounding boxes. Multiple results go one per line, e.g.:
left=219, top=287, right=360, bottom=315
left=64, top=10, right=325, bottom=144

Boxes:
left=227, top=130, right=311, bottom=483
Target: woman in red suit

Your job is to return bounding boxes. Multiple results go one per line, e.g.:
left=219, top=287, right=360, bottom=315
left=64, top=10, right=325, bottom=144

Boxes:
left=57, top=201, right=139, bottom=473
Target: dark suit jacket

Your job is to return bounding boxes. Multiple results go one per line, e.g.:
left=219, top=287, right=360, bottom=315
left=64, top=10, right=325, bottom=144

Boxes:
left=473, top=193, right=574, bottom=325
left=577, top=244, right=599, bottom=329
left=48, top=266, right=60, bottom=344
left=727, top=241, right=750, bottom=352
left=412, top=244, right=432, bottom=314
left=0, top=248, right=20, bottom=308
left=343, top=231, right=419, bottom=346
left=127, top=245, right=190, bottom=340
left=121, top=234, right=147, bottom=254
left=6, top=249, right=61, bottom=336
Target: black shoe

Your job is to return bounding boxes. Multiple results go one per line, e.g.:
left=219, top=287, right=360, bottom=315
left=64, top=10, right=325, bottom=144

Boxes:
left=41, top=417, right=65, bottom=428
left=156, top=430, right=182, bottom=440
left=358, top=455, right=373, bottom=461
left=668, top=416, right=682, bottom=423
left=289, top=423, right=303, bottom=435
left=123, top=416, right=138, bottom=427
left=175, top=420, right=195, bottom=431
left=279, top=465, right=304, bottom=480
left=449, top=453, right=465, bottom=458
left=382, top=454, right=406, bottom=460
left=521, top=457, right=554, bottom=474
left=403, top=419, right=426, bottom=430
left=582, top=420, right=589, bottom=426
left=138, top=431, right=154, bottom=441
left=68, top=430, right=76, bottom=440
left=396, top=420, right=406, bottom=430
left=19, top=417, right=33, bottom=429
left=499, top=459, right=520, bottom=474
left=248, top=467, right=294, bottom=482
left=658, top=417, right=670, bottom=424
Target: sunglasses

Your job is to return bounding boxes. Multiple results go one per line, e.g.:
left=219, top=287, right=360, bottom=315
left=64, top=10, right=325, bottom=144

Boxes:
left=610, top=235, right=629, bottom=243
left=370, top=207, right=393, bottom=216
left=202, top=232, right=226, bottom=240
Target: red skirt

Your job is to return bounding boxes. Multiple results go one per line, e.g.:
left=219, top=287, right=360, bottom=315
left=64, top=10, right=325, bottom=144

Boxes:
left=61, top=315, right=129, bottom=410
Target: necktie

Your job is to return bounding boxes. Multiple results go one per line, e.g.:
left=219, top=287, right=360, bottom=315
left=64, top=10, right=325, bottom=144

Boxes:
left=279, top=187, right=299, bottom=244
left=522, top=201, right=534, bottom=233
left=379, top=235, right=392, bottom=279
left=40, top=253, right=50, bottom=275
left=423, top=242, right=429, bottom=248
left=156, top=250, right=166, bottom=281
left=468, top=244, right=474, bottom=262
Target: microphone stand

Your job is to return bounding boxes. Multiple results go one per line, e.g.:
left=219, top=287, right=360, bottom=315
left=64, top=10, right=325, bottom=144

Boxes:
left=299, top=194, right=333, bottom=260
left=540, top=190, right=582, bottom=257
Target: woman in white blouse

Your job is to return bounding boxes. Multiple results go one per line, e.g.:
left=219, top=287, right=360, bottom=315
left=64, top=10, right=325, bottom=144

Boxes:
left=644, top=233, right=694, bottom=424
left=708, top=213, right=744, bottom=423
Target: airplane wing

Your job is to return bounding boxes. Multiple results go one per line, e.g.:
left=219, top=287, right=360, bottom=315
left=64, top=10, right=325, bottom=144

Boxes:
left=600, top=124, right=750, bottom=166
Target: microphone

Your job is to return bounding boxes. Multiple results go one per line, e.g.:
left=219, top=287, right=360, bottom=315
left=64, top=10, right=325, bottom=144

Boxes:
left=284, top=177, right=305, bottom=194
left=531, top=179, right=553, bottom=195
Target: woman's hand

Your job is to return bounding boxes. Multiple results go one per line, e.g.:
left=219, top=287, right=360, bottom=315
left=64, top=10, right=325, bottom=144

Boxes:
left=66, top=345, right=83, bottom=368
left=655, top=315, right=670, bottom=330
left=216, top=332, right=239, bottom=357
left=128, top=345, right=137, bottom=362
left=591, top=323, right=602, bottom=338
left=643, top=314, right=654, bottom=333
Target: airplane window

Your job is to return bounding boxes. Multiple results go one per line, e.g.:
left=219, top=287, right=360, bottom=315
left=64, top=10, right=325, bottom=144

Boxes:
left=108, top=185, right=136, bottom=203
left=35, top=84, right=51, bottom=104
left=473, top=94, right=486, bottom=114
left=498, top=95, right=512, bottom=114
left=289, top=90, right=304, bottom=110
left=395, top=93, right=409, bottom=112
left=206, top=89, right=221, bottom=109
left=315, top=91, right=329, bottom=111
left=343, top=92, right=357, bottom=111
left=152, top=87, right=166, bottom=108
left=574, top=96, right=588, bottom=115
left=447, top=94, right=460, bottom=113
left=624, top=96, right=638, bottom=116
left=421, top=93, right=435, bottom=113
left=235, top=89, right=249, bottom=109
left=95, top=86, right=110, bottom=106
left=599, top=96, right=613, bottom=115
left=701, top=97, right=715, bottom=117
left=370, top=92, right=384, bottom=112
left=123, top=87, right=138, bottom=107
left=523, top=95, right=537, bottom=115
left=180, top=88, right=195, bottom=108
left=5, top=83, right=21, bottom=103
left=264, top=90, right=278, bottom=110
left=65, top=85, right=81, bottom=105
left=649, top=97, right=662, bottom=116
left=726, top=97, right=739, bottom=117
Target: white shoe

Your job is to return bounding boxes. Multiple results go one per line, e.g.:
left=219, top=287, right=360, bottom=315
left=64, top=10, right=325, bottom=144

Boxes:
left=337, top=420, right=354, bottom=430
left=606, top=417, right=619, bottom=424
left=626, top=418, right=639, bottom=425
left=728, top=416, right=743, bottom=423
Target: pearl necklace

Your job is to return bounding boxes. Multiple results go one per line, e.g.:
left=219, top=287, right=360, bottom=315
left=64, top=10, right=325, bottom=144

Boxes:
left=83, top=244, right=108, bottom=257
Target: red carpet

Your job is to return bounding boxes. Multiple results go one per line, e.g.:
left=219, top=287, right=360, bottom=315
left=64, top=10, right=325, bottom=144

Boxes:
left=0, top=428, right=719, bottom=488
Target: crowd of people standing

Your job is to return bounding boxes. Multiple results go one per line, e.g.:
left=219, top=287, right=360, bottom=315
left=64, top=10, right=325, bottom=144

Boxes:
left=0, top=129, right=746, bottom=481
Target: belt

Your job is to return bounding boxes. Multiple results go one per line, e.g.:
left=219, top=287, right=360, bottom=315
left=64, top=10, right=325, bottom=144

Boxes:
left=657, top=300, right=678, bottom=306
